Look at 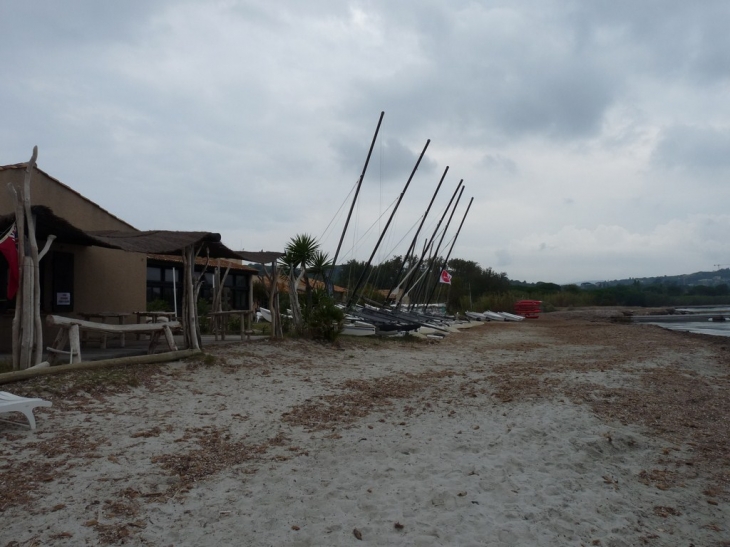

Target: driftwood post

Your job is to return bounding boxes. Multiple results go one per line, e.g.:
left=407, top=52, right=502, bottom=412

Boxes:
left=211, top=264, right=230, bottom=338
left=181, top=245, right=199, bottom=350
left=263, top=259, right=282, bottom=339
left=6, top=147, right=56, bottom=370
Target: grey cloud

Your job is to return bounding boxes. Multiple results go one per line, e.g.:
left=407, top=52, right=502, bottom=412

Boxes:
left=653, top=125, right=730, bottom=172
left=570, top=1, right=730, bottom=84
left=333, top=135, right=436, bottom=184
left=480, top=154, right=517, bottom=175
left=346, top=2, right=619, bottom=144
left=495, top=249, right=512, bottom=266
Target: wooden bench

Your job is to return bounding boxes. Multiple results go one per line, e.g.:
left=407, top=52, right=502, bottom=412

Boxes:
left=46, top=315, right=181, bottom=365
left=78, top=312, right=131, bottom=348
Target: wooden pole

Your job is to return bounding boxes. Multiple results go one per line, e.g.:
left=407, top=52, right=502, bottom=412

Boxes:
left=23, top=162, right=43, bottom=366
left=267, top=261, right=278, bottom=339
left=183, top=246, right=200, bottom=350
left=7, top=186, right=24, bottom=371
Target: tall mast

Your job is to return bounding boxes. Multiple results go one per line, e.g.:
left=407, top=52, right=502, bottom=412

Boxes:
left=409, top=184, right=464, bottom=309
left=346, top=139, right=431, bottom=309
left=425, top=196, right=474, bottom=308
left=384, top=165, right=448, bottom=308
left=327, top=111, right=385, bottom=293
left=396, top=178, right=462, bottom=309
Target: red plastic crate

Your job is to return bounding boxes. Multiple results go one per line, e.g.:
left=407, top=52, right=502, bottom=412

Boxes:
left=514, top=299, right=541, bottom=319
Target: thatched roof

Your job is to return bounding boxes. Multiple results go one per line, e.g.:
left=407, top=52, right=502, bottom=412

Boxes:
left=0, top=206, right=242, bottom=259
left=235, top=250, right=284, bottom=264
left=91, top=230, right=241, bottom=259
left=0, top=206, right=118, bottom=248
left=148, top=253, right=258, bottom=273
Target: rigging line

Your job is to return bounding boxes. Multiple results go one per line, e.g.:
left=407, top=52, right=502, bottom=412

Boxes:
left=379, top=214, right=424, bottom=262
left=336, top=197, right=398, bottom=263
left=319, top=179, right=359, bottom=244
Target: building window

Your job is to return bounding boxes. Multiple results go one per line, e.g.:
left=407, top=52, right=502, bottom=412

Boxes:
left=146, top=260, right=250, bottom=312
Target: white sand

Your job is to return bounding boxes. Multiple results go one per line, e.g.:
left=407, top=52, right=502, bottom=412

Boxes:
left=1, top=314, right=728, bottom=546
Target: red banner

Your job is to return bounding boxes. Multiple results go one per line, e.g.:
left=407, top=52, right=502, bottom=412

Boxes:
left=439, top=270, right=452, bottom=285
left=0, top=223, right=19, bottom=299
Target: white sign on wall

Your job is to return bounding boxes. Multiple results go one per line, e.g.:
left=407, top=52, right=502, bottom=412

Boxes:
left=56, top=292, right=71, bottom=306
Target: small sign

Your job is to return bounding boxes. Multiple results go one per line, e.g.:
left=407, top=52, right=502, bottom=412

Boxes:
left=56, top=292, right=71, bottom=306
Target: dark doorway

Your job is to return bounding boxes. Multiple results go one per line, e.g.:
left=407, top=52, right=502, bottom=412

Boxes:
left=52, top=251, right=74, bottom=312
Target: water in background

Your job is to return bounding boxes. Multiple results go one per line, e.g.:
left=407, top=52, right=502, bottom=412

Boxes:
left=647, top=306, right=730, bottom=338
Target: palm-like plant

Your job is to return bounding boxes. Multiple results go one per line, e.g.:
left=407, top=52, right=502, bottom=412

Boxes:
left=308, top=250, right=333, bottom=281
left=280, top=234, right=319, bottom=329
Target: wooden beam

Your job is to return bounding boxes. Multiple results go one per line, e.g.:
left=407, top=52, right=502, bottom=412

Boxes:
left=0, top=349, right=203, bottom=385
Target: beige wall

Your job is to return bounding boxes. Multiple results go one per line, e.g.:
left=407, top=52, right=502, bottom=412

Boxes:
left=0, top=165, right=145, bottom=353
left=0, top=165, right=135, bottom=231
left=0, top=244, right=147, bottom=352
left=53, top=243, right=147, bottom=314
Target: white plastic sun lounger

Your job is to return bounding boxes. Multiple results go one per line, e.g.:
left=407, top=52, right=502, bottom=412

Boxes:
left=0, top=391, right=52, bottom=430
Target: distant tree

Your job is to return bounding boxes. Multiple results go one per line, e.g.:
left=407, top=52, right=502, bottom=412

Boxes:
left=535, top=282, right=561, bottom=293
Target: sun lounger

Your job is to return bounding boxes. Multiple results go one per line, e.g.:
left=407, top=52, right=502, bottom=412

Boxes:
left=0, top=391, right=52, bottom=430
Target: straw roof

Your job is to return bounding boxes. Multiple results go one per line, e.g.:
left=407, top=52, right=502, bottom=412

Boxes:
left=235, top=250, right=284, bottom=264
left=0, top=206, right=242, bottom=259
left=148, top=253, right=258, bottom=273
left=91, top=230, right=241, bottom=259
left=0, top=206, right=118, bottom=248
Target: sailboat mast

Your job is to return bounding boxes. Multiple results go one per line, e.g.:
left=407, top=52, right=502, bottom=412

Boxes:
left=425, top=196, right=474, bottom=308
left=346, top=139, right=431, bottom=309
left=395, top=177, right=462, bottom=310
left=409, top=184, right=465, bottom=309
left=327, top=111, right=385, bottom=293
left=384, top=165, right=448, bottom=307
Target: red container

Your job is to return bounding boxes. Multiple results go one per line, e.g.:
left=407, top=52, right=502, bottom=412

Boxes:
left=514, top=299, right=541, bottom=319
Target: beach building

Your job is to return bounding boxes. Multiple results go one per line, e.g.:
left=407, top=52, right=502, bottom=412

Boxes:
left=0, top=163, right=255, bottom=353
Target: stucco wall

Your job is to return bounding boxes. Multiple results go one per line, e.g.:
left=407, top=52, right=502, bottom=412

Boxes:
left=73, top=246, right=146, bottom=313
left=0, top=164, right=145, bottom=354
left=0, top=165, right=135, bottom=231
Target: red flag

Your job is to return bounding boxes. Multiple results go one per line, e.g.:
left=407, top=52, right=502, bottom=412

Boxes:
left=439, top=269, right=452, bottom=285
left=0, top=223, right=19, bottom=299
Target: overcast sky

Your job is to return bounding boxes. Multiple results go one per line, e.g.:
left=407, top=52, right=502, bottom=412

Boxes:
left=2, top=1, right=730, bottom=283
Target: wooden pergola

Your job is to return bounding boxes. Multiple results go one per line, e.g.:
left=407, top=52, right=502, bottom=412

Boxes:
left=235, top=250, right=285, bottom=339
left=89, top=230, right=243, bottom=351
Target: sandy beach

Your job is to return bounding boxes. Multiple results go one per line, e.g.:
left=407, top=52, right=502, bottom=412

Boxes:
left=1, top=310, right=729, bottom=546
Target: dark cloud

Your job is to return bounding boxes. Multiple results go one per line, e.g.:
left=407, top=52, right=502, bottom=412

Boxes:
left=332, top=134, right=436, bottom=184
left=570, top=0, right=730, bottom=84
left=345, top=2, right=620, bottom=145
left=0, top=1, right=171, bottom=47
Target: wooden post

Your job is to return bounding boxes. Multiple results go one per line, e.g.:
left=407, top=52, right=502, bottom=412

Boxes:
left=7, top=147, right=55, bottom=370
left=267, top=260, right=283, bottom=339
left=8, top=186, right=24, bottom=371
left=182, top=246, right=200, bottom=350
left=69, top=324, right=81, bottom=364
left=162, top=324, right=177, bottom=351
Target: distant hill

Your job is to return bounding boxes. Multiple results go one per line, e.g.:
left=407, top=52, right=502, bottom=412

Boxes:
left=584, top=268, right=730, bottom=288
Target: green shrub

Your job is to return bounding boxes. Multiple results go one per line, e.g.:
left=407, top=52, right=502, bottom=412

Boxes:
left=301, top=289, right=344, bottom=341
left=197, top=298, right=212, bottom=334
left=147, top=299, right=170, bottom=312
